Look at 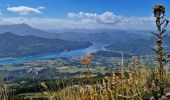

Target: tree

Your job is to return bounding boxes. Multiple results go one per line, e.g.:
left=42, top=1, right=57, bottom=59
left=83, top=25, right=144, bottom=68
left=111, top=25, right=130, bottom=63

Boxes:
left=79, top=54, right=94, bottom=78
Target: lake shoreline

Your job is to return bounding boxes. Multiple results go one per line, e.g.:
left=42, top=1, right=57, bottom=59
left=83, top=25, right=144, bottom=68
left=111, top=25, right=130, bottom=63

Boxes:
left=0, top=43, right=109, bottom=65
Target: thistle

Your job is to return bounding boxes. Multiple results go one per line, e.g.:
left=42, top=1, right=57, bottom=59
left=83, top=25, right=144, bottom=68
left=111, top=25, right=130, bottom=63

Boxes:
left=151, top=4, right=169, bottom=96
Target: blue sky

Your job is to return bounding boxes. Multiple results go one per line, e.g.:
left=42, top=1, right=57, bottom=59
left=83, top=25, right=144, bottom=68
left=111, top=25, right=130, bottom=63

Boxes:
left=0, top=0, right=169, bottom=30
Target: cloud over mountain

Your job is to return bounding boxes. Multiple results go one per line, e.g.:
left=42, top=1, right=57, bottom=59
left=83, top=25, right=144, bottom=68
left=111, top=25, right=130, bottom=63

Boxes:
left=7, top=6, right=44, bottom=15
left=0, top=11, right=167, bottom=30
left=66, top=11, right=159, bottom=30
left=68, top=11, right=122, bottom=24
left=68, top=11, right=154, bottom=25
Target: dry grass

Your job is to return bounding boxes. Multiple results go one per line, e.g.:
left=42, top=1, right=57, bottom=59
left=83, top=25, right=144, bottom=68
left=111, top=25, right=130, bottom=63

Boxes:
left=57, top=68, right=152, bottom=100
left=56, top=70, right=170, bottom=100
left=38, top=56, right=170, bottom=100
left=0, top=81, right=8, bottom=100
left=2, top=56, right=170, bottom=100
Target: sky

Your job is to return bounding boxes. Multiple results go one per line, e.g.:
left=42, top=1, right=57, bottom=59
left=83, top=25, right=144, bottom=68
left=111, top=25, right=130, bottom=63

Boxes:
left=0, top=0, right=170, bottom=30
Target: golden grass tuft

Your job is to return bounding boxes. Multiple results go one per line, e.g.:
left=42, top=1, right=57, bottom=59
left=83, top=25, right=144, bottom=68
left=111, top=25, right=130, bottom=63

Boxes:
left=57, top=68, right=153, bottom=100
left=0, top=81, right=8, bottom=100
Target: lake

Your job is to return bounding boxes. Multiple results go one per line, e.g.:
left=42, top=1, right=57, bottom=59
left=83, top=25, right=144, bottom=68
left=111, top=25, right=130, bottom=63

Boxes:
left=0, top=43, right=108, bottom=65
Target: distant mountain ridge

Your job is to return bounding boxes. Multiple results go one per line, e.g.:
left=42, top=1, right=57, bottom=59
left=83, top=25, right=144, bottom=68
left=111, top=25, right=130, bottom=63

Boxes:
left=0, top=23, right=59, bottom=39
left=0, top=23, right=150, bottom=43
left=1, top=23, right=169, bottom=57
left=54, top=29, right=149, bottom=43
left=106, top=36, right=170, bottom=55
left=0, top=32, right=92, bottom=58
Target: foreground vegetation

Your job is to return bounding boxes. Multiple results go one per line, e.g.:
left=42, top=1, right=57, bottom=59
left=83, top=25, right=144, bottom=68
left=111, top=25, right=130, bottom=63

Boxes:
left=1, top=4, right=170, bottom=100
left=2, top=56, right=169, bottom=100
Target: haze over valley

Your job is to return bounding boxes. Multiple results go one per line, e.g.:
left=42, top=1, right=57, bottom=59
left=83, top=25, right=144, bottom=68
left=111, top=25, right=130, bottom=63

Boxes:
left=1, top=0, right=170, bottom=100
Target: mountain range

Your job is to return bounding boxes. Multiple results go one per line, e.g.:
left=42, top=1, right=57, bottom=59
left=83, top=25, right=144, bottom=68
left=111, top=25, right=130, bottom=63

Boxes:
left=0, top=23, right=58, bottom=39
left=0, top=23, right=149, bottom=43
left=0, top=23, right=169, bottom=58
left=105, top=37, right=170, bottom=55
left=0, top=32, right=92, bottom=58
left=53, top=29, right=149, bottom=43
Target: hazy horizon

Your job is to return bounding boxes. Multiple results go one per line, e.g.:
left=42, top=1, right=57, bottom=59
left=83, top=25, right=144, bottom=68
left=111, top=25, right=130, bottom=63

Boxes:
left=0, top=0, right=169, bottom=30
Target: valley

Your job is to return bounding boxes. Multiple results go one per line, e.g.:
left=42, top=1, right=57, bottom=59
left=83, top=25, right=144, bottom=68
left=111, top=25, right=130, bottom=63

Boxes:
left=1, top=1, right=170, bottom=100
left=0, top=15, right=169, bottom=100
left=0, top=32, right=92, bottom=59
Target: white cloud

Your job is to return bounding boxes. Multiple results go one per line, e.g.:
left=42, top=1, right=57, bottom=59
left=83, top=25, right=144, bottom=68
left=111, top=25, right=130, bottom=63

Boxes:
left=68, top=12, right=77, bottom=18
left=0, top=17, right=110, bottom=30
left=67, top=11, right=155, bottom=25
left=66, top=11, right=160, bottom=30
left=0, top=11, right=168, bottom=30
left=7, top=6, right=44, bottom=15
left=68, top=11, right=122, bottom=24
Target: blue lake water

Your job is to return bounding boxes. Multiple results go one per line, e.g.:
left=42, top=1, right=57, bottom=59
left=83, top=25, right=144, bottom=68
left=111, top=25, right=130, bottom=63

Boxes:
left=0, top=43, right=108, bottom=65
